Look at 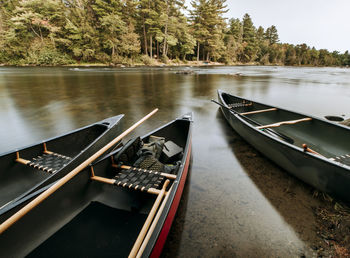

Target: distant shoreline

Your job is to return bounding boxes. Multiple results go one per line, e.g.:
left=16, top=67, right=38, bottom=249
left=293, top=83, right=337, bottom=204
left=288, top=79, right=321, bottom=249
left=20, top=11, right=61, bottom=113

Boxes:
left=0, top=61, right=349, bottom=68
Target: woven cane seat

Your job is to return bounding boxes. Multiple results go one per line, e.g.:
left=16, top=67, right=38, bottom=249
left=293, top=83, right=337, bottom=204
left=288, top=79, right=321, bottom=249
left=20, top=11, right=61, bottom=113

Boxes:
left=114, top=167, right=165, bottom=192
left=134, top=155, right=164, bottom=171
left=228, top=102, right=252, bottom=108
left=28, top=153, right=72, bottom=173
left=330, top=154, right=350, bottom=166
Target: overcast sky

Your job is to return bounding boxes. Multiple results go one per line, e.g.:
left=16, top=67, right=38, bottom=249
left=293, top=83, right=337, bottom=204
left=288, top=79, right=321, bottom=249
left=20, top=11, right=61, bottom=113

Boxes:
left=186, top=0, right=350, bottom=53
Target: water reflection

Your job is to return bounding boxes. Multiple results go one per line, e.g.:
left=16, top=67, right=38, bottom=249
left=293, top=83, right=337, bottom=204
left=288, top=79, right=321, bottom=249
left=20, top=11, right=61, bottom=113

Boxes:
left=1, top=66, right=350, bottom=256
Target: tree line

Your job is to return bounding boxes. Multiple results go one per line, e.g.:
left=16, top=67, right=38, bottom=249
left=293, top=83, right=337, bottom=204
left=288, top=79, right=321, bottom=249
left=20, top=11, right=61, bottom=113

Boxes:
left=0, top=0, right=349, bottom=66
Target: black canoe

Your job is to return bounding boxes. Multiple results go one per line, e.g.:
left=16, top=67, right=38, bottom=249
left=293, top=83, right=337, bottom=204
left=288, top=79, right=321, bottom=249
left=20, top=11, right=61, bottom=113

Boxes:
left=0, top=113, right=192, bottom=257
left=217, top=90, right=350, bottom=203
left=0, top=115, right=124, bottom=210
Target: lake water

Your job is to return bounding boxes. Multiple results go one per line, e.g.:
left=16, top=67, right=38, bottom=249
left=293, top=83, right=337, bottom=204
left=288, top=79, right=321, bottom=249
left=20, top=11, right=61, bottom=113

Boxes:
left=1, top=66, right=350, bottom=257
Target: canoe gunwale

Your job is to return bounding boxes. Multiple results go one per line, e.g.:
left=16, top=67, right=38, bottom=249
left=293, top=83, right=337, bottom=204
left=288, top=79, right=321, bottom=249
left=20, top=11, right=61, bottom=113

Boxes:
left=142, top=113, right=193, bottom=257
left=0, top=115, right=124, bottom=157
left=218, top=89, right=350, bottom=131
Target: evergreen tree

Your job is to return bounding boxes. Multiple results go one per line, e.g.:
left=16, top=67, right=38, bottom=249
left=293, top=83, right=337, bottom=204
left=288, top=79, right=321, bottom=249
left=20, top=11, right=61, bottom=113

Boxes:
left=190, top=0, right=209, bottom=61
left=343, top=51, right=350, bottom=66
left=2, top=0, right=68, bottom=64
left=0, top=1, right=348, bottom=66
left=256, top=26, right=269, bottom=64
left=264, top=25, right=279, bottom=45
left=119, top=0, right=141, bottom=58
left=165, top=1, right=195, bottom=60
left=241, top=13, right=258, bottom=62
left=190, top=0, right=227, bottom=61
left=91, top=0, right=140, bottom=62
left=62, top=0, right=100, bottom=62
left=224, top=18, right=243, bottom=63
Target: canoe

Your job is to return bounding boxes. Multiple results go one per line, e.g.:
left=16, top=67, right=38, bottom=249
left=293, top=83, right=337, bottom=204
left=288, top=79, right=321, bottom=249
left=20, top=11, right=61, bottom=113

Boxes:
left=0, top=115, right=124, bottom=210
left=0, top=113, right=193, bottom=257
left=216, top=90, right=350, bottom=203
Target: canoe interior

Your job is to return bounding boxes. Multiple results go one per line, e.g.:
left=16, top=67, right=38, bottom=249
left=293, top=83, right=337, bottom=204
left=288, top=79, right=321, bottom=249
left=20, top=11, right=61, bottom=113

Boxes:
left=0, top=124, right=108, bottom=208
left=221, top=93, right=350, bottom=159
left=0, top=117, right=191, bottom=257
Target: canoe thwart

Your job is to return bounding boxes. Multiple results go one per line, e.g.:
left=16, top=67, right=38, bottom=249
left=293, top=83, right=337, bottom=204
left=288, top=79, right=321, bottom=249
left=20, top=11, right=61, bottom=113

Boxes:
left=16, top=151, right=72, bottom=174
left=227, top=102, right=253, bottom=109
left=257, top=117, right=312, bottom=129
left=116, top=164, right=177, bottom=180
left=91, top=175, right=116, bottom=185
left=240, top=108, right=277, bottom=116
left=90, top=175, right=161, bottom=195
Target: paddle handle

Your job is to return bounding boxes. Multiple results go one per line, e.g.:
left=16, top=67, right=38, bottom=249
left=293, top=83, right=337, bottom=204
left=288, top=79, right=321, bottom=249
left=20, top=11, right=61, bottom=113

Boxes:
left=0, top=109, right=158, bottom=235
left=302, top=144, right=323, bottom=156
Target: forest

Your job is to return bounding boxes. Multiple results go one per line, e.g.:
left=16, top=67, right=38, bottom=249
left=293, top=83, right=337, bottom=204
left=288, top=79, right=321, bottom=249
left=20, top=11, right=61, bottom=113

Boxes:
left=1, top=0, right=349, bottom=66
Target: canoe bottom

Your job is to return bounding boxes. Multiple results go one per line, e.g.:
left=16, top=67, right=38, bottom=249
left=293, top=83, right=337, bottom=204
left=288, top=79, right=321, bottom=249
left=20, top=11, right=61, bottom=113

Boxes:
left=28, top=202, right=147, bottom=258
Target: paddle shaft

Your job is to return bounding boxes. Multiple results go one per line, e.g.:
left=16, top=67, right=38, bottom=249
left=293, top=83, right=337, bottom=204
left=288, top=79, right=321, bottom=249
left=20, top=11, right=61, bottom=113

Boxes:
left=0, top=109, right=158, bottom=235
left=136, top=183, right=174, bottom=258
left=129, top=179, right=170, bottom=258
left=211, top=99, right=294, bottom=144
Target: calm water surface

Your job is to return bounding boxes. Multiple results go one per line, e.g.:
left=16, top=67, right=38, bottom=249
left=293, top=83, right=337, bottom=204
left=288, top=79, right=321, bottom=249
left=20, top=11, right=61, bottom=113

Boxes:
left=1, top=66, right=350, bottom=256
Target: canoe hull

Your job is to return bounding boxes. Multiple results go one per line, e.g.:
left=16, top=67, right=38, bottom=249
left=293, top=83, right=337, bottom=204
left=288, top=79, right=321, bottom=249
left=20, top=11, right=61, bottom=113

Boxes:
left=0, top=113, right=193, bottom=257
left=0, top=115, right=124, bottom=213
left=149, top=140, right=192, bottom=258
left=218, top=90, right=350, bottom=203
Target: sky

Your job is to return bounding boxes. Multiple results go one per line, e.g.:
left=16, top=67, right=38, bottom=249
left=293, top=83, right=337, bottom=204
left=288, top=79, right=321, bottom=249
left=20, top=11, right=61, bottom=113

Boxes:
left=185, top=0, right=350, bottom=53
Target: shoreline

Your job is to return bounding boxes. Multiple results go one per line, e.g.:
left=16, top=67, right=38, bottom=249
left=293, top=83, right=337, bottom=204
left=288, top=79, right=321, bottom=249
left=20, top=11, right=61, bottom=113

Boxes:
left=0, top=61, right=349, bottom=68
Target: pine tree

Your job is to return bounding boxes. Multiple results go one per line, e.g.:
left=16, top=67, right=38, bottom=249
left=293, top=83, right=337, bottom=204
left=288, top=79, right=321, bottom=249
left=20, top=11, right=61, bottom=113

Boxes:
left=190, top=0, right=227, bottom=61
left=256, top=26, right=269, bottom=64
left=190, top=0, right=208, bottom=61
left=62, top=0, right=100, bottom=61
left=265, top=25, right=279, bottom=45
left=164, top=0, right=195, bottom=60
left=90, top=0, right=140, bottom=62
left=241, top=13, right=258, bottom=62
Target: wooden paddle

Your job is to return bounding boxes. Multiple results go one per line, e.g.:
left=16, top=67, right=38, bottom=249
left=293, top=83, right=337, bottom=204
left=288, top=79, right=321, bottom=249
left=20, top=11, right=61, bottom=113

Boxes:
left=211, top=99, right=295, bottom=144
left=136, top=183, right=174, bottom=258
left=0, top=109, right=158, bottom=235
left=256, top=117, right=312, bottom=129
left=129, top=179, right=170, bottom=258
left=302, top=144, right=323, bottom=156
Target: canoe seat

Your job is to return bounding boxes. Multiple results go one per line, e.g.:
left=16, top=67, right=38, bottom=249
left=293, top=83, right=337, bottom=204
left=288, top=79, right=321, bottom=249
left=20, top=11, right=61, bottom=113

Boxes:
left=17, top=152, right=72, bottom=174
left=113, top=167, right=165, bottom=192
left=330, top=154, right=350, bottom=166
left=228, top=102, right=253, bottom=108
